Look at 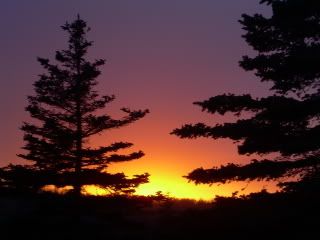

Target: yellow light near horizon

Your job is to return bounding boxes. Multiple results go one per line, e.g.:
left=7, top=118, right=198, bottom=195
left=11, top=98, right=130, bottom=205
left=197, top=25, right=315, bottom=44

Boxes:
left=41, top=177, right=278, bottom=200
left=82, top=174, right=277, bottom=201
left=79, top=177, right=222, bottom=200
left=83, top=185, right=110, bottom=196
left=42, top=185, right=73, bottom=194
left=133, top=175, right=218, bottom=200
left=82, top=179, right=278, bottom=201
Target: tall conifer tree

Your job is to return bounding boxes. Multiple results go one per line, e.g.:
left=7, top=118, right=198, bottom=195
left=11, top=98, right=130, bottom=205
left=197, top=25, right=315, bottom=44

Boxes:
left=1, top=16, right=149, bottom=195
left=172, top=0, right=320, bottom=192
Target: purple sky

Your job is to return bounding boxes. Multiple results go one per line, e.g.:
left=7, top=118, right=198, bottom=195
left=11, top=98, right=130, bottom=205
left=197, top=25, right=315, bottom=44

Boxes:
left=0, top=1, right=272, bottom=198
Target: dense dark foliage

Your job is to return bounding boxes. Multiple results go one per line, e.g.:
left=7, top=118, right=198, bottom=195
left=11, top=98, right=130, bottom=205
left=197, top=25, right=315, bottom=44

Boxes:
left=172, top=0, right=320, bottom=190
left=0, top=190, right=319, bottom=239
left=1, top=3, right=320, bottom=239
left=0, top=16, right=149, bottom=195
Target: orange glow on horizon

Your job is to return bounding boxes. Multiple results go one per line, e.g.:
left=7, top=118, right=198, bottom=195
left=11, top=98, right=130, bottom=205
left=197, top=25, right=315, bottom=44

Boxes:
left=84, top=110, right=279, bottom=200
left=36, top=108, right=280, bottom=201
left=42, top=179, right=278, bottom=201
left=81, top=178, right=278, bottom=201
left=0, top=0, right=279, bottom=203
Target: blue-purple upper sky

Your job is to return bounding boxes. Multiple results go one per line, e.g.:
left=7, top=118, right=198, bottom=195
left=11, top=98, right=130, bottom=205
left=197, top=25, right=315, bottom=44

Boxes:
left=0, top=1, right=271, bottom=198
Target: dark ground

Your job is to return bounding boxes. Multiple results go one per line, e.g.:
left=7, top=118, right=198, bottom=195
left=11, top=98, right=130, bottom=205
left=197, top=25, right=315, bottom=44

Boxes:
left=0, top=190, right=319, bottom=240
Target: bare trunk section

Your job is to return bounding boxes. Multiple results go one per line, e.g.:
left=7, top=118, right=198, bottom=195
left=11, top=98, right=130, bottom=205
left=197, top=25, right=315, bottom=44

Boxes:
left=74, top=49, right=82, bottom=198
left=75, top=102, right=82, bottom=197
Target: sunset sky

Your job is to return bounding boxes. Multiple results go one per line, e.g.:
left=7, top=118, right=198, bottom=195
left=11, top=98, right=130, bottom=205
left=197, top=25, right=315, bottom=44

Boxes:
left=0, top=1, right=274, bottom=199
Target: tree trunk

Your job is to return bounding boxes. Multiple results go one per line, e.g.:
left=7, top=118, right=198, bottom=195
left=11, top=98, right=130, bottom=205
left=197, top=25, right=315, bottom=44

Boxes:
left=74, top=49, right=82, bottom=198
left=75, top=103, right=82, bottom=197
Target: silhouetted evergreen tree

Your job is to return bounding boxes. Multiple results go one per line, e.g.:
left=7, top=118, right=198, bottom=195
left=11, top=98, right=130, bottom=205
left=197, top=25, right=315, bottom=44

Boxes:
left=0, top=16, right=149, bottom=195
left=172, top=0, right=320, bottom=192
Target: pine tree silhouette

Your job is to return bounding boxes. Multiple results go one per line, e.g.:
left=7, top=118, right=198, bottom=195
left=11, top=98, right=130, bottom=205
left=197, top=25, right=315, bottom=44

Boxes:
left=172, top=0, right=320, bottom=192
left=1, top=16, right=149, bottom=196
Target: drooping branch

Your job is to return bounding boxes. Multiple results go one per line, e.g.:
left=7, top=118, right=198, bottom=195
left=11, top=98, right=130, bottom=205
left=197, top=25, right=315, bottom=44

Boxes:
left=82, top=142, right=134, bottom=156
left=172, top=94, right=320, bottom=156
left=0, top=165, right=149, bottom=194
left=185, top=156, right=320, bottom=185
left=194, top=94, right=319, bottom=120
left=83, top=109, right=149, bottom=137
left=194, top=94, right=261, bottom=115
left=105, top=151, right=145, bottom=163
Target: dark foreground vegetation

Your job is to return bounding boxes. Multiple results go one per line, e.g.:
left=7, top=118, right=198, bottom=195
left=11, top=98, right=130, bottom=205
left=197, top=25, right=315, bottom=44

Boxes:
left=1, top=189, right=319, bottom=240
left=2, top=1, right=320, bottom=239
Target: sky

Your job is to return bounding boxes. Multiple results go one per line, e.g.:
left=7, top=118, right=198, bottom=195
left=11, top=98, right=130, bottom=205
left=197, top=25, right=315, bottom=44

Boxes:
left=0, top=0, right=273, bottom=199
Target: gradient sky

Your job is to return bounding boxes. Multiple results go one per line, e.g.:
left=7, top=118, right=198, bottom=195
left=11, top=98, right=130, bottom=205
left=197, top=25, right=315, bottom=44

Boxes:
left=0, top=0, right=273, bottom=199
